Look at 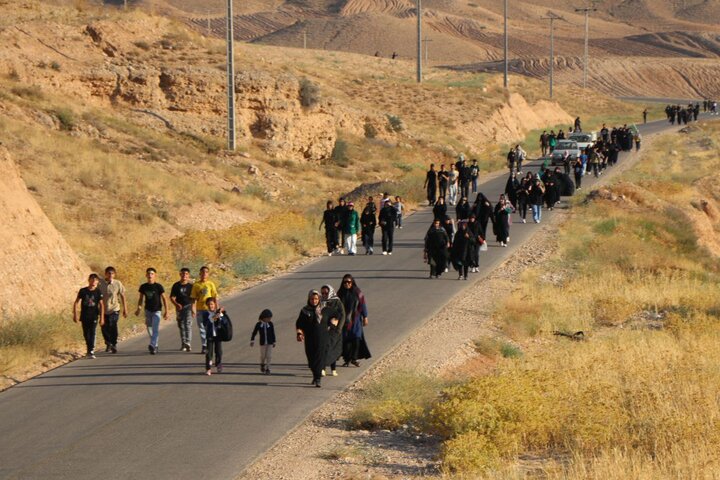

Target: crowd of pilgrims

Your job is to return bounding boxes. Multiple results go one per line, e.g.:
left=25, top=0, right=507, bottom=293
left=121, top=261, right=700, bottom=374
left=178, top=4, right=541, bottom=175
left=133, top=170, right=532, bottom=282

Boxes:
left=421, top=117, right=646, bottom=280
left=666, top=101, right=714, bottom=125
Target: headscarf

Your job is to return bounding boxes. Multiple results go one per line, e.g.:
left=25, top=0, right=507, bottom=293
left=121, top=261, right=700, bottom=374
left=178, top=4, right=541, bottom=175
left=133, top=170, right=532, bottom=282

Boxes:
left=306, top=289, right=322, bottom=322
left=320, top=284, right=338, bottom=306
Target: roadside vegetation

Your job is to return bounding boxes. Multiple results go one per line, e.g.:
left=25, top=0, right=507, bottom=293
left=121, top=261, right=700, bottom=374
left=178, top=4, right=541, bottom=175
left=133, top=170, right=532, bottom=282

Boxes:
left=349, top=121, right=720, bottom=478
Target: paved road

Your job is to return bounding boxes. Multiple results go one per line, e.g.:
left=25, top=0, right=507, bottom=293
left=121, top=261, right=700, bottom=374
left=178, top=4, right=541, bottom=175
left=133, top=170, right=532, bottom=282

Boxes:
left=0, top=117, right=692, bottom=480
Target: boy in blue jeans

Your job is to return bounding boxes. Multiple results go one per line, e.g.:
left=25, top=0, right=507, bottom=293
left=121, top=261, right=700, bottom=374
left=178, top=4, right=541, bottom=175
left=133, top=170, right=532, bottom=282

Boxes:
left=136, top=268, right=168, bottom=355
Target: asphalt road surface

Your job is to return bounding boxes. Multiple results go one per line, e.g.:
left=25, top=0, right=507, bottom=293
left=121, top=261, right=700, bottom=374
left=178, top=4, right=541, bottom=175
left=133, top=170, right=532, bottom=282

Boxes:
left=0, top=116, right=695, bottom=480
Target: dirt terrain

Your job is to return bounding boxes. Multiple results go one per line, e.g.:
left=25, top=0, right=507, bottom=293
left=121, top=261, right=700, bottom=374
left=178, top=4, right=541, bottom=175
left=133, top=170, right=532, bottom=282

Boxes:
left=143, top=0, right=720, bottom=98
left=0, top=146, right=87, bottom=318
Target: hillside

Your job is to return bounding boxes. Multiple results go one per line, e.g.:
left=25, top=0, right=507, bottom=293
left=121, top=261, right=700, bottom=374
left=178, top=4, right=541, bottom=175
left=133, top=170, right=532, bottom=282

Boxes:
left=1, top=0, right=659, bottom=383
left=142, top=0, right=720, bottom=97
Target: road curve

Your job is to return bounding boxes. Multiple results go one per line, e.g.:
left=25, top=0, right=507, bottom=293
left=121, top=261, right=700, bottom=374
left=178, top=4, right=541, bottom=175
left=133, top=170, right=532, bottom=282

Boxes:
left=0, top=116, right=693, bottom=480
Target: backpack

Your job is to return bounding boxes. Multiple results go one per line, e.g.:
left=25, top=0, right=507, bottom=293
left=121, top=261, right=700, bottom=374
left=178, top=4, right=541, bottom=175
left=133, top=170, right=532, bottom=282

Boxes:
left=217, top=314, right=233, bottom=342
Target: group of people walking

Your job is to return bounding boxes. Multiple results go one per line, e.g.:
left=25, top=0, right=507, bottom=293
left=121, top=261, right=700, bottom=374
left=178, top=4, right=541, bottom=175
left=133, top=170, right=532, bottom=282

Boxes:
left=320, top=194, right=404, bottom=256
left=74, top=265, right=371, bottom=385
left=666, top=103, right=701, bottom=125
left=295, top=274, right=371, bottom=387
left=423, top=155, right=481, bottom=207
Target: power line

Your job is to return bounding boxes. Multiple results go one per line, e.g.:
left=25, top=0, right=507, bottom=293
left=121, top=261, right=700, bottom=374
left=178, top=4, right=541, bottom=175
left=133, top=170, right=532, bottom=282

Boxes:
left=226, top=0, right=236, bottom=150
left=575, top=5, right=597, bottom=90
left=417, top=0, right=422, bottom=83
left=540, top=12, right=564, bottom=99
left=423, top=36, right=433, bottom=63
left=503, top=0, right=508, bottom=89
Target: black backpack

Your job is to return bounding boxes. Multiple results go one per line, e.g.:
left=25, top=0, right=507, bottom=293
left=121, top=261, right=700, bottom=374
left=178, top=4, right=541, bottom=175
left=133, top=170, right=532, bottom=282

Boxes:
left=217, top=313, right=233, bottom=342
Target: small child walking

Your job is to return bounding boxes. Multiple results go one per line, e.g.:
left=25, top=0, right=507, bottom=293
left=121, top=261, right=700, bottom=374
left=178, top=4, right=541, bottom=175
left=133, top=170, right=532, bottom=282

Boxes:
left=204, top=297, right=229, bottom=375
left=250, top=309, right=276, bottom=375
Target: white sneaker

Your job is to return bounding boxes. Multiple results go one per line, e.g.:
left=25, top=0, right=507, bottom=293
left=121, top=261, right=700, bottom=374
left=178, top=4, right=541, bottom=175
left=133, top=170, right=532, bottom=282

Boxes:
left=328, top=252, right=332, bottom=256
left=321, top=369, right=326, bottom=377
left=444, top=268, right=449, bottom=273
left=382, top=251, right=388, bottom=255
left=332, top=370, right=338, bottom=376
left=522, top=219, right=526, bottom=224
left=388, top=252, right=392, bottom=255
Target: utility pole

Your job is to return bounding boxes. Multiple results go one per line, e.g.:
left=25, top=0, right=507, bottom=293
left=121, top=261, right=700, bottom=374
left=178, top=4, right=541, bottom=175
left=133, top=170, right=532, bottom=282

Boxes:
left=416, top=0, right=422, bottom=83
left=503, top=0, right=508, bottom=89
left=303, top=29, right=307, bottom=49
left=575, top=5, right=596, bottom=90
left=207, top=9, right=211, bottom=36
left=541, top=12, right=563, bottom=99
left=226, top=0, right=236, bottom=150
left=423, top=36, right=433, bottom=63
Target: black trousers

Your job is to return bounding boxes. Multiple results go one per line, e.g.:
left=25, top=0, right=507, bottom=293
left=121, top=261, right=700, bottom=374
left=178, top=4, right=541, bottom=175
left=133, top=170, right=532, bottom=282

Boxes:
left=427, top=185, right=437, bottom=204
left=325, top=228, right=337, bottom=253
left=101, top=311, right=119, bottom=347
left=81, top=318, right=98, bottom=354
left=205, top=336, right=223, bottom=369
left=362, top=229, right=375, bottom=250
left=439, top=182, right=447, bottom=200
left=460, top=182, right=470, bottom=199
left=518, top=199, right=528, bottom=220
left=574, top=173, right=582, bottom=189
left=382, top=227, right=394, bottom=253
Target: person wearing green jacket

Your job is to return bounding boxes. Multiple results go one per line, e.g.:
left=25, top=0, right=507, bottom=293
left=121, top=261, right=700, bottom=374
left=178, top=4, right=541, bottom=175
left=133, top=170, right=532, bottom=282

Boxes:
left=343, top=202, right=361, bottom=256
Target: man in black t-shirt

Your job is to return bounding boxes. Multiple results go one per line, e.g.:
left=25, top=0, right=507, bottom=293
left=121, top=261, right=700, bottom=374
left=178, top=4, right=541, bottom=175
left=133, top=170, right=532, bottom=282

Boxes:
left=136, top=267, right=168, bottom=355
left=170, top=268, right=195, bottom=352
left=73, top=273, right=105, bottom=358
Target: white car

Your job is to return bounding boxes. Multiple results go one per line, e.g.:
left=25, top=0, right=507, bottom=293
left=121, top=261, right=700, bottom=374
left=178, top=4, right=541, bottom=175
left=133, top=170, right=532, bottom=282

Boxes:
left=551, top=140, right=580, bottom=166
left=568, top=131, right=596, bottom=150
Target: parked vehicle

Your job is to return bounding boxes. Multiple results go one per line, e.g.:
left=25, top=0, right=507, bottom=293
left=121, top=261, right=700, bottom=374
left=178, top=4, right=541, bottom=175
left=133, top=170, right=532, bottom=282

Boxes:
left=568, top=131, right=596, bottom=150
left=551, top=140, right=580, bottom=166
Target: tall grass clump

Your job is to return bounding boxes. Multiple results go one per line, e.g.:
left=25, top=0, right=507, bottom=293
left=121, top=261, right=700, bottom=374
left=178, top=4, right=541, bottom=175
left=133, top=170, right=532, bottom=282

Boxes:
left=349, top=372, right=443, bottom=431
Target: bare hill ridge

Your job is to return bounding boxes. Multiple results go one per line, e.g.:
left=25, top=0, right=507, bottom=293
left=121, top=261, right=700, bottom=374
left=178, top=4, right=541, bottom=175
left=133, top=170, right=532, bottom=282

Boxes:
left=151, top=0, right=720, bottom=97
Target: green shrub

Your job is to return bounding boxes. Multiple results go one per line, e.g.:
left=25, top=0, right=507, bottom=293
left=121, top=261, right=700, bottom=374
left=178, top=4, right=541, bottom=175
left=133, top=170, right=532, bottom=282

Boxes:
left=330, top=139, right=350, bottom=167
left=499, top=342, right=522, bottom=358
left=50, top=61, right=61, bottom=71
left=386, top=114, right=404, bottom=133
left=299, top=78, right=320, bottom=108
left=244, top=181, right=267, bottom=199
left=233, top=255, right=268, bottom=277
left=53, top=108, right=76, bottom=131
left=364, top=122, right=378, bottom=139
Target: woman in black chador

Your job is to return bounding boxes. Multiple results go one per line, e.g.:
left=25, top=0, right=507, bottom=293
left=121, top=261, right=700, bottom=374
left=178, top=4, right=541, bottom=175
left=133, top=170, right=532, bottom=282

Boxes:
left=493, top=194, right=513, bottom=247
left=473, top=192, right=494, bottom=239
left=321, top=284, right=345, bottom=377
left=424, top=218, right=450, bottom=278
left=451, top=221, right=475, bottom=280
left=337, top=274, right=371, bottom=367
left=296, top=290, right=337, bottom=387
